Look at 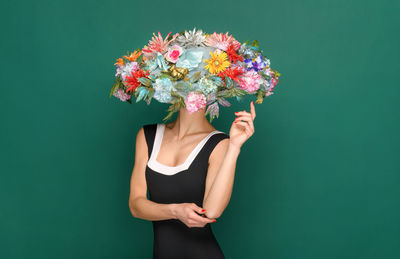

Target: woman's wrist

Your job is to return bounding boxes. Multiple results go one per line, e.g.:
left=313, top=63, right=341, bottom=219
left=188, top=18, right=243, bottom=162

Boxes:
left=228, top=141, right=241, bottom=156
left=168, top=203, right=179, bottom=219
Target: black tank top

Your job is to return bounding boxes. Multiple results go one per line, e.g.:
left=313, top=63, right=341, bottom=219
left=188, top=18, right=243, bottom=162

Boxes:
left=143, top=123, right=229, bottom=259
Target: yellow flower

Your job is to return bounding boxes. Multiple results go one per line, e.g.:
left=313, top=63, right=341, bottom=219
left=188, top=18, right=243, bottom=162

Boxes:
left=203, top=50, right=231, bottom=74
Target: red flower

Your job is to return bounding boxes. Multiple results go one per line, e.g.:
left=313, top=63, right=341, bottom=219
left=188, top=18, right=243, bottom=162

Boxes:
left=124, top=69, right=150, bottom=94
left=218, top=66, right=245, bottom=85
left=226, top=44, right=243, bottom=64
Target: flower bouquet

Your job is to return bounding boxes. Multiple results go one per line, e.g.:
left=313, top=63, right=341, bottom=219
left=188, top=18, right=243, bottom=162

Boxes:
left=109, top=28, right=280, bottom=122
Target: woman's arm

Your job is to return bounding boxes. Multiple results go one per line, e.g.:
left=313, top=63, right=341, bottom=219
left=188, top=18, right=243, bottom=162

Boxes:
left=128, top=127, right=217, bottom=227
left=202, top=140, right=241, bottom=219
left=128, top=127, right=177, bottom=221
left=202, top=101, right=256, bottom=219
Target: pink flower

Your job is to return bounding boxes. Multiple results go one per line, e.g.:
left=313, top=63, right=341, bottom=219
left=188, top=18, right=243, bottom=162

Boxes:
left=238, top=70, right=263, bottom=93
left=113, top=88, right=132, bottom=102
left=142, top=31, right=179, bottom=59
left=270, top=77, right=279, bottom=91
left=184, top=92, right=206, bottom=114
left=164, top=45, right=183, bottom=63
left=205, top=32, right=241, bottom=51
left=269, top=71, right=279, bottom=91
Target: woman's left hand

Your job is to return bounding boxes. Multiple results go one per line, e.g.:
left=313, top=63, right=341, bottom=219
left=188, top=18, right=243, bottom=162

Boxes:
left=229, top=101, right=256, bottom=149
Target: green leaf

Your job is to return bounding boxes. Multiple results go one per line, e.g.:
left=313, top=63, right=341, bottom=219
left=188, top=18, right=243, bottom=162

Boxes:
left=255, top=90, right=264, bottom=104
left=162, top=110, right=175, bottom=122
left=225, top=76, right=233, bottom=89
left=233, top=88, right=248, bottom=96
left=205, top=102, right=219, bottom=122
left=218, top=97, right=231, bottom=107
left=137, top=77, right=152, bottom=87
left=145, top=88, right=154, bottom=105
left=217, top=89, right=234, bottom=98
left=174, top=81, right=189, bottom=92
left=136, top=87, right=149, bottom=103
left=251, top=40, right=259, bottom=47
left=109, top=77, right=122, bottom=97
left=190, top=71, right=202, bottom=83
left=163, top=102, right=181, bottom=121
left=136, top=54, right=143, bottom=64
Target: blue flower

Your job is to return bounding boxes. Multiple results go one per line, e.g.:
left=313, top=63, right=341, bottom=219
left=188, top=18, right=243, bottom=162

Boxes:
left=153, top=77, right=175, bottom=103
left=244, top=54, right=266, bottom=72
left=196, top=77, right=218, bottom=95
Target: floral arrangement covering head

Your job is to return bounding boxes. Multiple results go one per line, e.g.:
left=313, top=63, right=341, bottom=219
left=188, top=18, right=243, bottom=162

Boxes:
left=110, top=28, right=281, bottom=122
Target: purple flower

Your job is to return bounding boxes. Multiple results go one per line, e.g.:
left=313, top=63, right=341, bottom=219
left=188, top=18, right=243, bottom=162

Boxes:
left=244, top=54, right=266, bottom=72
left=113, top=88, right=132, bottom=102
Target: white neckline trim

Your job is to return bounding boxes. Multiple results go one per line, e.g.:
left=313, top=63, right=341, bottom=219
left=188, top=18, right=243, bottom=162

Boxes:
left=147, top=123, right=224, bottom=175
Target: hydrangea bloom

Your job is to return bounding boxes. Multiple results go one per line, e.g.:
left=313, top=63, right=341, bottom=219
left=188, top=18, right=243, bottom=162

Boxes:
left=184, top=91, right=206, bottom=113
left=238, top=70, right=264, bottom=93
left=197, top=77, right=218, bottom=95
left=153, top=77, right=175, bottom=103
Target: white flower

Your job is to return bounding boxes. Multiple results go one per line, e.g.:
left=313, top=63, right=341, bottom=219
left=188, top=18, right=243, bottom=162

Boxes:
left=120, top=62, right=139, bottom=81
left=173, top=27, right=207, bottom=48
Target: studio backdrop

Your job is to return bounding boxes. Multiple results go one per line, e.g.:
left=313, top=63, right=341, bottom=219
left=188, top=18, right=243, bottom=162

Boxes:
left=1, top=0, right=399, bottom=258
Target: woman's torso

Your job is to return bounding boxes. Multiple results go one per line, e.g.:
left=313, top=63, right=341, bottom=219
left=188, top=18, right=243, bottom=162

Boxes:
left=143, top=123, right=229, bottom=259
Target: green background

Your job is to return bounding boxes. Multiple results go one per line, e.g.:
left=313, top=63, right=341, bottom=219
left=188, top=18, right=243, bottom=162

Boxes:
left=1, top=0, right=399, bottom=258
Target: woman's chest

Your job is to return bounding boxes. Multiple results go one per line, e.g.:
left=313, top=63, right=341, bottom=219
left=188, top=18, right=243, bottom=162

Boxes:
left=145, top=160, right=209, bottom=204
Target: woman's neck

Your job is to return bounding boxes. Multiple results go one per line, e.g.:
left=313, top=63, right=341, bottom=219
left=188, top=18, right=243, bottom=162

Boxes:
left=166, top=107, right=214, bottom=139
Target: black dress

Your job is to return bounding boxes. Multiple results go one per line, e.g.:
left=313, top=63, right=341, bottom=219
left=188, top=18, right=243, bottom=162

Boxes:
left=143, top=123, right=229, bottom=259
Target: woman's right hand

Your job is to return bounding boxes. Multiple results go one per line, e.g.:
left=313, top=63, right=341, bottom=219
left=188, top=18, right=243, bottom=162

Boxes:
left=172, top=203, right=216, bottom=228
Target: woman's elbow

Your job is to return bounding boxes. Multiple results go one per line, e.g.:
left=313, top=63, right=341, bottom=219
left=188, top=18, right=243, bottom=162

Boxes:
left=205, top=208, right=223, bottom=219
left=129, top=200, right=139, bottom=218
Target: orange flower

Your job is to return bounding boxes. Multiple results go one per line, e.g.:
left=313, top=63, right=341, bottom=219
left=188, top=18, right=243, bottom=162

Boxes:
left=114, top=58, right=124, bottom=66
left=123, top=50, right=142, bottom=62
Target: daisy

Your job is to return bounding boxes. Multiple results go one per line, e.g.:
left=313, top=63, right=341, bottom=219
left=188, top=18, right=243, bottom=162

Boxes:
left=203, top=50, right=231, bottom=74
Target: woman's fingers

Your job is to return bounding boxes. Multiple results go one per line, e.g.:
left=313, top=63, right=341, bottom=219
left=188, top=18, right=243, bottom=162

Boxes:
left=234, top=115, right=254, bottom=132
left=189, top=211, right=216, bottom=227
left=191, top=203, right=206, bottom=215
left=234, top=121, right=253, bottom=136
left=234, top=110, right=250, bottom=117
left=235, top=102, right=257, bottom=120
left=250, top=101, right=256, bottom=119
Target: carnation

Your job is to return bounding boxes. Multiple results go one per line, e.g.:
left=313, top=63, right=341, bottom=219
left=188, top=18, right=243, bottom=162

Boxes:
left=184, top=91, right=206, bottom=114
left=238, top=70, right=264, bottom=93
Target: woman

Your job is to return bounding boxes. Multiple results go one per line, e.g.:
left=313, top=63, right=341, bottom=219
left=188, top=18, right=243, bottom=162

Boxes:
left=128, top=101, right=256, bottom=259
